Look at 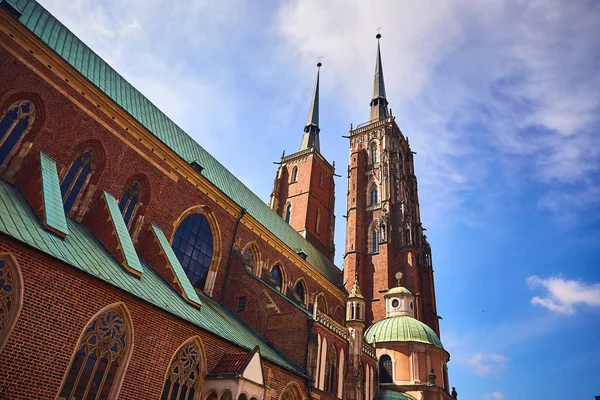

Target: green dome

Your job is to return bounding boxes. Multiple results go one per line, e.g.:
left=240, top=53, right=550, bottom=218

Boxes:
left=364, top=316, right=444, bottom=349
left=378, top=390, right=416, bottom=400
left=386, top=286, right=412, bottom=296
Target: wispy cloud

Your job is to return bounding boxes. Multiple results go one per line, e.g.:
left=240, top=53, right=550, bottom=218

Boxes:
left=467, top=353, right=508, bottom=377
left=527, top=275, right=600, bottom=314
left=483, top=392, right=505, bottom=400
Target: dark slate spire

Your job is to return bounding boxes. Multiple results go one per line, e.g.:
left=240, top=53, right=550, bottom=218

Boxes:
left=369, top=34, right=390, bottom=122
left=300, top=62, right=321, bottom=152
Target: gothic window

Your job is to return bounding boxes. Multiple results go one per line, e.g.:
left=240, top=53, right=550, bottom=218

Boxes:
left=160, top=337, right=204, bottom=400
left=60, top=148, right=95, bottom=215
left=119, top=181, right=141, bottom=228
left=0, top=255, right=23, bottom=353
left=0, top=100, right=35, bottom=167
left=294, top=280, right=306, bottom=307
left=369, top=185, right=378, bottom=205
left=236, top=296, right=246, bottom=313
left=369, top=225, right=379, bottom=253
left=58, top=304, right=132, bottom=400
left=379, top=355, right=393, bottom=383
left=315, top=208, right=321, bottom=234
left=271, top=264, right=283, bottom=291
left=172, top=213, right=214, bottom=291
left=285, top=203, right=292, bottom=224
left=291, top=166, right=298, bottom=183
left=370, top=142, right=378, bottom=164
left=324, top=347, right=336, bottom=393
left=242, top=244, right=258, bottom=271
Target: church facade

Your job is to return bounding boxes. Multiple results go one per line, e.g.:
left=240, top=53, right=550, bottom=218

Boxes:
left=0, top=1, right=455, bottom=400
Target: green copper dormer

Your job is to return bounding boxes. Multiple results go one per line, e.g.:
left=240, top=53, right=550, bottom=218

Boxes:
left=300, top=62, right=321, bottom=152
left=369, top=34, right=390, bottom=122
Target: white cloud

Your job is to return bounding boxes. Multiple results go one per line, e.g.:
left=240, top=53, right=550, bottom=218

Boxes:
left=467, top=353, right=508, bottom=377
left=276, top=0, right=600, bottom=224
left=527, top=276, right=600, bottom=314
left=483, top=392, right=505, bottom=400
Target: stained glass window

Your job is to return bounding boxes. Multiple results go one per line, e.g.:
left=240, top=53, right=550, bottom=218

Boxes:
left=242, top=246, right=256, bottom=268
left=60, top=149, right=94, bottom=214
left=271, top=265, right=282, bottom=291
left=0, top=258, right=21, bottom=352
left=0, top=101, right=34, bottom=166
left=119, top=181, right=141, bottom=228
left=160, top=338, right=204, bottom=400
left=172, top=213, right=213, bottom=291
left=379, top=355, right=393, bottom=383
left=58, top=306, right=130, bottom=400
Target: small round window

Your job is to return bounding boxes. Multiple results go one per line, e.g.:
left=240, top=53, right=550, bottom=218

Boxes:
left=392, top=299, right=400, bottom=308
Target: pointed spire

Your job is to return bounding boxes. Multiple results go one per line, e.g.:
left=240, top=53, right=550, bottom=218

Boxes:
left=300, top=62, right=322, bottom=152
left=369, top=34, right=390, bottom=122
left=349, top=272, right=364, bottom=299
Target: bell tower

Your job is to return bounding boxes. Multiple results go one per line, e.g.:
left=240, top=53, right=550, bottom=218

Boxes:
left=343, top=35, right=439, bottom=334
left=269, top=63, right=336, bottom=260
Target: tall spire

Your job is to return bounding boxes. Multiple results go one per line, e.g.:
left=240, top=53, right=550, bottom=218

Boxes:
left=300, top=62, right=321, bottom=152
left=369, top=34, right=389, bottom=122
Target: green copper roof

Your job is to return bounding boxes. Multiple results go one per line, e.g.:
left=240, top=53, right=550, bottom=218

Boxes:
left=372, top=39, right=387, bottom=101
left=306, top=65, right=320, bottom=129
left=39, top=152, right=68, bottom=236
left=364, top=315, right=444, bottom=350
left=378, top=390, right=416, bottom=400
left=387, top=286, right=412, bottom=296
left=102, top=191, right=142, bottom=277
left=151, top=223, right=201, bottom=308
left=5, top=0, right=342, bottom=286
left=0, top=179, right=305, bottom=377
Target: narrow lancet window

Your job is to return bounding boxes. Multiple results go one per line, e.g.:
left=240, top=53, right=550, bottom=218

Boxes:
left=60, top=148, right=95, bottom=214
left=119, top=181, right=141, bottom=228
left=285, top=203, right=292, bottom=224
left=0, top=101, right=35, bottom=166
left=271, top=264, right=283, bottom=291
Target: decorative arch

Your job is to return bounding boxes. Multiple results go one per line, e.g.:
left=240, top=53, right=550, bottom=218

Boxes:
left=119, top=174, right=150, bottom=231
left=333, top=306, right=344, bottom=324
left=204, top=390, right=218, bottom=400
left=171, top=205, right=222, bottom=295
left=0, top=92, right=45, bottom=173
left=160, top=336, right=206, bottom=400
left=290, top=165, right=299, bottom=183
left=369, top=140, right=379, bottom=164
left=293, top=278, right=308, bottom=308
left=57, top=302, right=134, bottom=400
left=238, top=393, right=249, bottom=400
left=0, top=253, right=24, bottom=354
left=220, top=389, right=233, bottom=400
left=241, top=241, right=261, bottom=272
left=315, top=292, right=328, bottom=315
left=280, top=381, right=304, bottom=400
left=270, top=262, right=285, bottom=293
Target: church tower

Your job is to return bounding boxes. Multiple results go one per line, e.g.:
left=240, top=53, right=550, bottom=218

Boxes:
left=343, top=35, right=439, bottom=333
left=270, top=63, right=336, bottom=260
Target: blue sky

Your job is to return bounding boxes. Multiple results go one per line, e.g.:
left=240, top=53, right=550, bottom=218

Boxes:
left=37, top=0, right=600, bottom=398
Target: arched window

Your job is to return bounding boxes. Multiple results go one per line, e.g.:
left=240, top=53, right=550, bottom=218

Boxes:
left=119, top=181, right=142, bottom=228
left=0, top=254, right=23, bottom=353
left=238, top=394, right=248, bottom=400
left=379, top=355, right=393, bottom=383
left=285, top=203, right=292, bottom=224
left=325, top=347, right=336, bottom=393
left=172, top=213, right=214, bottom=291
left=370, top=142, right=378, bottom=164
left=281, top=384, right=302, bottom=400
left=294, top=280, right=306, bottom=307
left=58, top=304, right=132, bottom=399
left=369, top=185, right=378, bottom=205
left=242, top=244, right=257, bottom=270
left=291, top=166, right=298, bottom=183
left=60, top=148, right=95, bottom=214
left=369, top=225, right=379, bottom=253
left=0, top=100, right=35, bottom=166
left=315, top=208, right=321, bottom=234
left=161, top=337, right=205, bottom=400
left=271, top=264, right=283, bottom=291
left=220, top=390, right=233, bottom=400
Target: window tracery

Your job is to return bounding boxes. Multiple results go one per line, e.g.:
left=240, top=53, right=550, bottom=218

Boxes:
left=58, top=305, right=131, bottom=400
left=0, top=100, right=34, bottom=167
left=161, top=338, right=204, bottom=400
left=0, top=256, right=22, bottom=353
left=119, top=181, right=141, bottom=228
left=324, top=347, right=336, bottom=393
left=60, top=148, right=95, bottom=214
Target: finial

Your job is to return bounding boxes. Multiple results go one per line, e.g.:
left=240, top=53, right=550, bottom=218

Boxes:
left=281, top=149, right=285, bottom=158
left=395, top=271, right=403, bottom=287
left=317, top=62, right=322, bottom=68
left=376, top=33, right=381, bottom=39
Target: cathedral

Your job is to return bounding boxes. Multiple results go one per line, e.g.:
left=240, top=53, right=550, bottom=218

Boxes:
left=0, top=1, right=456, bottom=399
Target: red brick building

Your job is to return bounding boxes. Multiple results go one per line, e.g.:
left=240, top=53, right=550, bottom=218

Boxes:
left=0, top=1, right=454, bottom=400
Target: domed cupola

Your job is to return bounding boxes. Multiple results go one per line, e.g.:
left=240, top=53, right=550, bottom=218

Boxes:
left=385, top=276, right=415, bottom=318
